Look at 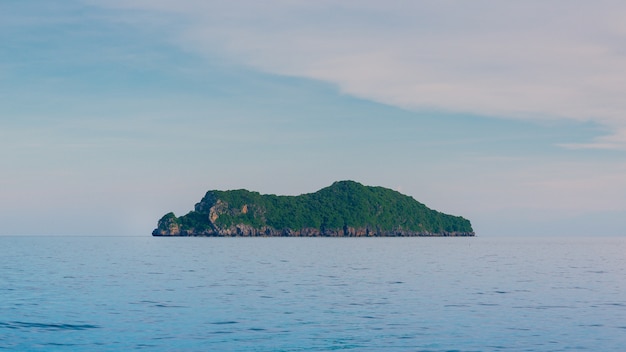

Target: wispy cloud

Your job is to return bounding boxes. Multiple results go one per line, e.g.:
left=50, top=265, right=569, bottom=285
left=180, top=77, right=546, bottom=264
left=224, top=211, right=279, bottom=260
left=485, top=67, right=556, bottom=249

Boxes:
left=559, top=128, right=626, bottom=150
left=93, top=0, right=626, bottom=149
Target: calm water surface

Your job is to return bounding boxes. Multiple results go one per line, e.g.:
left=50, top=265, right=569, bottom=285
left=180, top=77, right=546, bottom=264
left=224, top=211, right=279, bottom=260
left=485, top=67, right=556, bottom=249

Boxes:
left=1, top=236, right=625, bottom=351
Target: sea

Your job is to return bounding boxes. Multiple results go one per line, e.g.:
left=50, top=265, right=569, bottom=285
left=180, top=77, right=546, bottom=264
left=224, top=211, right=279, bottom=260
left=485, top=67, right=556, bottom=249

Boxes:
left=1, top=236, right=625, bottom=351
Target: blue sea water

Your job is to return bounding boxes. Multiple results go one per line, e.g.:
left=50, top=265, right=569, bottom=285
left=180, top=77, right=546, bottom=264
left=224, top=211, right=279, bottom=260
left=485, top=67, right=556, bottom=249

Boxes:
left=1, top=236, right=625, bottom=351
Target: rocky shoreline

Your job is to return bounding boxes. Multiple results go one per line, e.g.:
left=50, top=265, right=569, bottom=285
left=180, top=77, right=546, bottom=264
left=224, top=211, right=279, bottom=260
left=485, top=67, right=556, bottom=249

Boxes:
left=152, top=221, right=474, bottom=237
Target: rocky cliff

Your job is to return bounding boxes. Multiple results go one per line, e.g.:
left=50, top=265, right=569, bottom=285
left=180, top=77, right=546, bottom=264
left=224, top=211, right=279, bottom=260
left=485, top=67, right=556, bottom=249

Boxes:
left=152, top=181, right=474, bottom=237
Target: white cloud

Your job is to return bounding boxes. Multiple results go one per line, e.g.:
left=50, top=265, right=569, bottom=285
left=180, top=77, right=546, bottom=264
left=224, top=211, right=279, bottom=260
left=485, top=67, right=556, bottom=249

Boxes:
left=94, top=0, right=626, bottom=149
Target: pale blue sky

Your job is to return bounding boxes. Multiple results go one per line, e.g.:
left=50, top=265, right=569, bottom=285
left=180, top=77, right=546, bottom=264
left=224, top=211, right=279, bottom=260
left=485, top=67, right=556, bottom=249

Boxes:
left=2, top=1, right=625, bottom=236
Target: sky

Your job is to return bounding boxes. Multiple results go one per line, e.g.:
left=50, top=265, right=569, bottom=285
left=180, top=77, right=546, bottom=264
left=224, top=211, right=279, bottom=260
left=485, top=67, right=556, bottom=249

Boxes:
left=1, top=0, right=625, bottom=236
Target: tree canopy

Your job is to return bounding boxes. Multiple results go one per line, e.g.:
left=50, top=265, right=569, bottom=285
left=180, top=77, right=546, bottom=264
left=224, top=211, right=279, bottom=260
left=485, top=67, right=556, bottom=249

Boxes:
left=156, top=181, right=473, bottom=236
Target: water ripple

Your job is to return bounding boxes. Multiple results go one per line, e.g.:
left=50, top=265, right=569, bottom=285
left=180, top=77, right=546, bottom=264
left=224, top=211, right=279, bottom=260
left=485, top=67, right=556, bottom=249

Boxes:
left=0, top=321, right=100, bottom=331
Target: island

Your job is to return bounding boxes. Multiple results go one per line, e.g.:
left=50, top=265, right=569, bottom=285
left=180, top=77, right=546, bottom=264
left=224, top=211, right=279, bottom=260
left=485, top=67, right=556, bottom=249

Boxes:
left=153, top=180, right=474, bottom=237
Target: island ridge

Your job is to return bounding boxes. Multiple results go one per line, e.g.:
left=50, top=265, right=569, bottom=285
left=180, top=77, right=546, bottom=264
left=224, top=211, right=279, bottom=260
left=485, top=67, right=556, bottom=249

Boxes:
left=153, top=180, right=474, bottom=237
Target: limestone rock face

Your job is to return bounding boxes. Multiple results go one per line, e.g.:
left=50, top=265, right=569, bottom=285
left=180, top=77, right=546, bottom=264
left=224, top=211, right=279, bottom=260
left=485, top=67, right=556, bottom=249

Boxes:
left=152, top=181, right=475, bottom=237
left=153, top=213, right=181, bottom=236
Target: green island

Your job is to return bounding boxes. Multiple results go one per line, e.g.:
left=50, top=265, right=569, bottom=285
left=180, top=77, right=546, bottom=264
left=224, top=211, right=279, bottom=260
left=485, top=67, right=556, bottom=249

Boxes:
left=153, top=180, right=474, bottom=237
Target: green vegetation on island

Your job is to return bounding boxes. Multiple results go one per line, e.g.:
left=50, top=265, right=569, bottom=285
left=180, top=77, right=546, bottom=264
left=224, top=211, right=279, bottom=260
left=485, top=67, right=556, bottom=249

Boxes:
left=153, top=180, right=474, bottom=237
